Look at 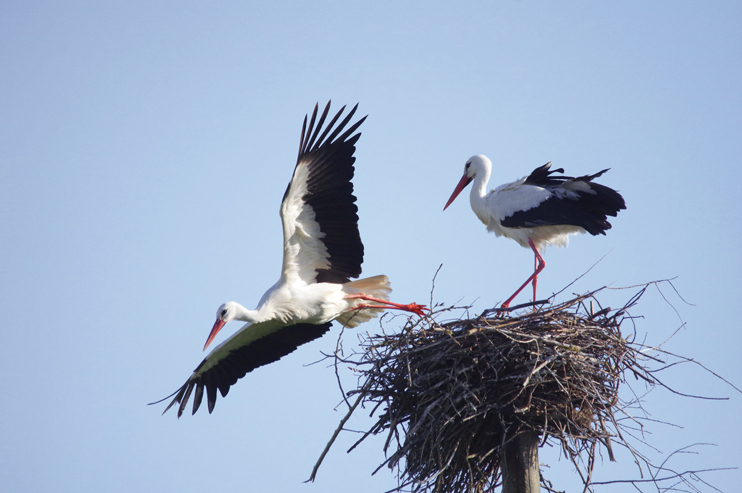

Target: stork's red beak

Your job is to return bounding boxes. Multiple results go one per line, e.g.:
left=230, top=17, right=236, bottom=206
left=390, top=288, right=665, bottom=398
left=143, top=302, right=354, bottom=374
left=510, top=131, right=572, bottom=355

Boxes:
left=203, top=318, right=226, bottom=351
left=443, top=174, right=474, bottom=210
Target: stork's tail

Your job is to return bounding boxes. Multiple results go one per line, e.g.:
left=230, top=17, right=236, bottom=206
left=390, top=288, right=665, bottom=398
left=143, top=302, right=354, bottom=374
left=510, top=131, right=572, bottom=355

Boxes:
left=337, top=275, right=392, bottom=327
left=551, top=170, right=626, bottom=236
left=569, top=172, right=626, bottom=235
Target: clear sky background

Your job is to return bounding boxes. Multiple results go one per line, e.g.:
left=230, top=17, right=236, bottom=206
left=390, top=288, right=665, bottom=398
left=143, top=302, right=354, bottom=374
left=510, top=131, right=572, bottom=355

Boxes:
left=2, top=1, right=740, bottom=492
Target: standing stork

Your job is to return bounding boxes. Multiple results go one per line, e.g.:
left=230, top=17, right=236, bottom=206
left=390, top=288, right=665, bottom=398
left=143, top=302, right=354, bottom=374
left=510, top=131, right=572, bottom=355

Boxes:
left=444, top=154, right=625, bottom=309
left=152, top=102, right=426, bottom=418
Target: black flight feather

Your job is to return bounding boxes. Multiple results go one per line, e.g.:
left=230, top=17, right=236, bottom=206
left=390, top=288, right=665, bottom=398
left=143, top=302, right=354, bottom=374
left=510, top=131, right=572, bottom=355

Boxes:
left=502, top=163, right=626, bottom=235
left=156, top=322, right=332, bottom=418
left=287, top=101, right=367, bottom=284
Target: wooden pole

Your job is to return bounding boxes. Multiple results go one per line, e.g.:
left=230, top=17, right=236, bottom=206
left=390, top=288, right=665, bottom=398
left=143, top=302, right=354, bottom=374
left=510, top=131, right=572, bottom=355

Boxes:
left=501, top=431, right=540, bottom=493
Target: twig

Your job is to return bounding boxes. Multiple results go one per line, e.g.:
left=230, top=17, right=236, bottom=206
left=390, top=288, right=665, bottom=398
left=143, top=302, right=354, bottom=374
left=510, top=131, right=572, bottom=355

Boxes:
left=306, top=383, right=369, bottom=483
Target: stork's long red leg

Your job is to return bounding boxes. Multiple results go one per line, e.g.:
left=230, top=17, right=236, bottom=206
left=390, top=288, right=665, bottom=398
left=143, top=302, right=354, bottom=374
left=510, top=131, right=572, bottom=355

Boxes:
left=345, top=294, right=427, bottom=316
left=531, top=240, right=545, bottom=301
left=533, top=250, right=538, bottom=301
left=501, top=239, right=546, bottom=309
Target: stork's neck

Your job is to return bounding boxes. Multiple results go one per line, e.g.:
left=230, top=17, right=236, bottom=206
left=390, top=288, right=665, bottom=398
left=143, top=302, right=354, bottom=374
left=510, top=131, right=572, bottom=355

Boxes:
left=469, top=165, right=491, bottom=223
left=223, top=301, right=261, bottom=324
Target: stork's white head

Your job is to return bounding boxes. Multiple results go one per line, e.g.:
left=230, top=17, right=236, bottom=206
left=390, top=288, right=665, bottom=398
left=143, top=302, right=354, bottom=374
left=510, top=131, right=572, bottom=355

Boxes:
left=216, top=301, right=241, bottom=323
left=464, top=155, right=491, bottom=178
left=202, top=301, right=240, bottom=351
left=444, top=155, right=492, bottom=210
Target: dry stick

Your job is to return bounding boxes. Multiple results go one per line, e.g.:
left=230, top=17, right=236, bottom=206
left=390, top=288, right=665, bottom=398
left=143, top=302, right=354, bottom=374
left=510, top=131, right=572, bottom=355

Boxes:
left=551, top=251, right=612, bottom=299
left=590, top=467, right=735, bottom=487
left=429, top=263, right=443, bottom=310
left=482, top=298, right=550, bottom=317
left=305, top=382, right=369, bottom=483
left=333, top=324, right=351, bottom=409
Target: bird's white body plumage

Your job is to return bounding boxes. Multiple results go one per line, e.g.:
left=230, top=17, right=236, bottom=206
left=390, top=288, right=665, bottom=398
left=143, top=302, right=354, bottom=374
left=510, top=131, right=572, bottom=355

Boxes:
left=466, top=155, right=586, bottom=250
left=199, top=274, right=391, bottom=376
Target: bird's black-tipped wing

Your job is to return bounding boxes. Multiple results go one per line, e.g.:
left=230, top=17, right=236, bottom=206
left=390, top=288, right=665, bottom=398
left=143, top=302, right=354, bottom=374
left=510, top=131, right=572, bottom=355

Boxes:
left=280, top=102, right=368, bottom=285
left=153, top=322, right=332, bottom=418
left=522, top=162, right=568, bottom=187
left=502, top=163, right=626, bottom=235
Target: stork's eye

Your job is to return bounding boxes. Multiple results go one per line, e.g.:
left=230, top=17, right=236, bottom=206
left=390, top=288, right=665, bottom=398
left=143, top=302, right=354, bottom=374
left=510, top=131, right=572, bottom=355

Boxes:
left=465, top=162, right=471, bottom=170
left=221, top=309, right=228, bottom=318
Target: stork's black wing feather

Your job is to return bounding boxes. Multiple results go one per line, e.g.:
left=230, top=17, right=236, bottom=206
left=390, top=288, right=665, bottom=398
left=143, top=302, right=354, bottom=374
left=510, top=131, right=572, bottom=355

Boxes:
left=522, top=162, right=568, bottom=187
left=503, top=165, right=626, bottom=235
left=282, top=102, right=368, bottom=284
left=152, top=322, right=332, bottom=418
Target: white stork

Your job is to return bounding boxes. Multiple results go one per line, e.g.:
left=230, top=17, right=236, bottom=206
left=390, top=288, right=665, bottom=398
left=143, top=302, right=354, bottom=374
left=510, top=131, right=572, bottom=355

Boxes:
left=152, top=102, right=426, bottom=417
left=444, top=154, right=626, bottom=309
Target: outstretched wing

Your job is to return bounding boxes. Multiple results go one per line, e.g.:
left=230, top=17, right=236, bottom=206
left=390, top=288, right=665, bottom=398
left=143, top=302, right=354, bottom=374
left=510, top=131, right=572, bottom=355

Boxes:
left=279, top=102, right=368, bottom=285
left=152, top=321, right=332, bottom=418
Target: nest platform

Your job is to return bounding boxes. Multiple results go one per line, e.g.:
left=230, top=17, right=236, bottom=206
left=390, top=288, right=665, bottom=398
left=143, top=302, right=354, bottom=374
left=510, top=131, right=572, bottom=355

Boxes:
left=345, top=291, right=643, bottom=493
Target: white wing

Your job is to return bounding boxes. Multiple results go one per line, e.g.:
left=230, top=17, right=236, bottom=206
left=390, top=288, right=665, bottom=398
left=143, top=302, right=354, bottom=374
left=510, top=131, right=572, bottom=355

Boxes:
left=279, top=102, right=367, bottom=285
left=487, top=178, right=554, bottom=223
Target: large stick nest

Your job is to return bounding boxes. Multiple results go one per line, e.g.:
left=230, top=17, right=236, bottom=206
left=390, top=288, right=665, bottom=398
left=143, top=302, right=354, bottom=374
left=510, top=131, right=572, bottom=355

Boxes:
left=350, top=292, right=630, bottom=493
left=310, top=282, right=734, bottom=492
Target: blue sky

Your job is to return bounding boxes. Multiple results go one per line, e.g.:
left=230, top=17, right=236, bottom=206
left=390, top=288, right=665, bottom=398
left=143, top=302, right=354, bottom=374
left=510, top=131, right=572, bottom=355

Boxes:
left=1, top=1, right=740, bottom=492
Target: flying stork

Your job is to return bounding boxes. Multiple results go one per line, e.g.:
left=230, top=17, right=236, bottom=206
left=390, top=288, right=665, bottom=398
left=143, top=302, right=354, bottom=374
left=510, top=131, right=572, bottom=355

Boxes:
left=152, top=102, right=426, bottom=418
left=444, top=154, right=626, bottom=309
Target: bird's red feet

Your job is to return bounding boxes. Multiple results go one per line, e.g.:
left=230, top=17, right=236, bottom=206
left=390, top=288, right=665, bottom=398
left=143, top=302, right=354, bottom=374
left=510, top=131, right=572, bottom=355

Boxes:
left=397, top=302, right=428, bottom=317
